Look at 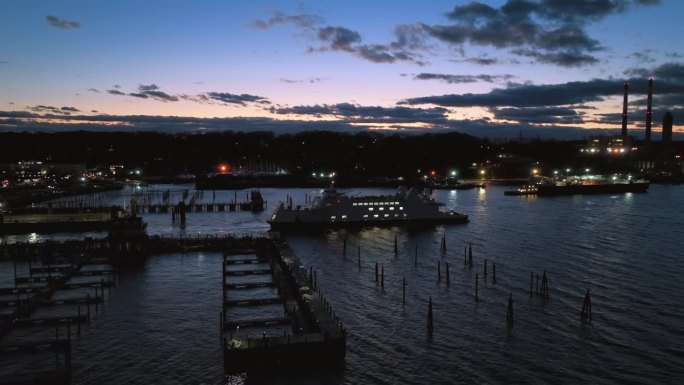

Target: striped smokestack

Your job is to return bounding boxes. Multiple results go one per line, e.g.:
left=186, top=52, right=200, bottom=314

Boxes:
left=621, top=82, right=629, bottom=136
left=645, top=77, right=653, bottom=143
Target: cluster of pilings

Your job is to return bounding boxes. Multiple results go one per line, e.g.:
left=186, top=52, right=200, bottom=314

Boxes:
left=348, top=234, right=595, bottom=335
left=221, top=238, right=345, bottom=375
left=0, top=252, right=117, bottom=384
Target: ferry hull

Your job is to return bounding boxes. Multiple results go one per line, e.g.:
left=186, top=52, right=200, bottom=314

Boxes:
left=269, top=215, right=468, bottom=231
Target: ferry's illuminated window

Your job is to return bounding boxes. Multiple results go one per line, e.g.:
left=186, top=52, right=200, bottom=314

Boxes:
left=394, top=201, right=399, bottom=205
left=363, top=214, right=368, bottom=218
left=399, top=207, right=404, bottom=210
left=373, top=214, right=379, bottom=218
left=384, top=214, right=389, bottom=217
left=363, top=202, right=368, bottom=206
left=389, top=207, right=394, bottom=210
left=331, top=216, right=336, bottom=220
left=352, top=203, right=357, bottom=206
left=394, top=214, right=399, bottom=217
left=341, top=215, right=347, bottom=219
left=368, top=207, right=374, bottom=211
left=379, top=207, right=384, bottom=211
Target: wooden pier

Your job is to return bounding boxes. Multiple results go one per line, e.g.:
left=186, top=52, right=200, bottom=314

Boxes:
left=221, top=238, right=346, bottom=374
left=0, top=250, right=115, bottom=385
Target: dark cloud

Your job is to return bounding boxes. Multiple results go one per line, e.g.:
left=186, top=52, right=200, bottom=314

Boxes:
left=405, top=65, right=684, bottom=108
left=317, top=27, right=361, bottom=51
left=0, top=60, right=7, bottom=65
left=251, top=13, right=323, bottom=30
left=46, top=15, right=80, bottom=29
left=113, top=84, right=121, bottom=89
left=492, top=106, right=584, bottom=124
left=205, top=92, right=269, bottom=106
left=423, top=0, right=660, bottom=67
left=462, top=57, right=499, bottom=65
left=107, top=84, right=178, bottom=102
left=629, top=50, right=656, bottom=63
left=138, top=84, right=159, bottom=92
left=414, top=73, right=514, bottom=83
left=314, top=26, right=425, bottom=64
left=87, top=88, right=100, bottom=93
left=279, top=77, right=325, bottom=84
left=406, top=80, right=612, bottom=107
left=254, top=13, right=425, bottom=64
left=270, top=103, right=449, bottom=123
left=512, top=49, right=600, bottom=66
left=26, top=105, right=80, bottom=115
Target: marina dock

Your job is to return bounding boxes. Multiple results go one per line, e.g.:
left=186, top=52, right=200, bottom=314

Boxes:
left=221, top=238, right=346, bottom=374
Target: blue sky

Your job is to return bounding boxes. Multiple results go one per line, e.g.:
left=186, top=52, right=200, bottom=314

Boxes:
left=1, top=0, right=682, bottom=138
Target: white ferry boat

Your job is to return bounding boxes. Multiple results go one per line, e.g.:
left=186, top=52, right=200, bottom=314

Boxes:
left=268, top=187, right=468, bottom=230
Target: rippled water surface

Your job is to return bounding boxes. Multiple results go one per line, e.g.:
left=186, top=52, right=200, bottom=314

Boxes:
left=2, top=184, right=684, bottom=384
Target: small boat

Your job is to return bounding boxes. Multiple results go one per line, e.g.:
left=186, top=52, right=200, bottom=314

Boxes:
left=504, top=185, right=538, bottom=196
left=268, top=187, right=468, bottom=231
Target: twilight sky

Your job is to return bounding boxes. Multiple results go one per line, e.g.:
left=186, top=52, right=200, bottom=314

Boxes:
left=1, top=0, right=682, bottom=138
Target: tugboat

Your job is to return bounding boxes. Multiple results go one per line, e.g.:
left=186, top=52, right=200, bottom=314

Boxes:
left=268, top=187, right=468, bottom=231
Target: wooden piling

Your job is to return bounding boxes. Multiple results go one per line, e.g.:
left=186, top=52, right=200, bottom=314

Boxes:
left=464, top=246, right=467, bottom=267
left=541, top=270, right=549, bottom=298
left=445, top=262, right=450, bottom=285
left=581, top=289, right=592, bottom=321
left=507, top=293, right=514, bottom=327
left=380, top=265, right=384, bottom=288
left=492, top=262, right=496, bottom=283
left=394, top=235, right=398, bottom=256
left=530, top=272, right=533, bottom=295
left=427, top=297, right=433, bottom=335
left=484, top=259, right=487, bottom=277
left=414, top=244, right=418, bottom=267
left=440, top=233, right=446, bottom=254
left=402, top=276, right=406, bottom=305
left=437, top=261, right=441, bottom=281
left=475, top=273, right=479, bottom=301
left=375, top=262, right=378, bottom=283
left=468, top=243, right=473, bottom=268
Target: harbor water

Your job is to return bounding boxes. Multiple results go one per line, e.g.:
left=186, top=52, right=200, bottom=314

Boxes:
left=2, top=184, right=683, bottom=384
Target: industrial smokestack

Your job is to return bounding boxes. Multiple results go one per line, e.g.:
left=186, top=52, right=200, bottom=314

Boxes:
left=645, top=78, right=653, bottom=143
left=621, top=82, right=629, bottom=136
left=662, top=111, right=673, bottom=160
